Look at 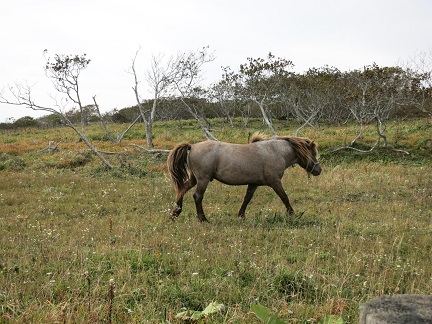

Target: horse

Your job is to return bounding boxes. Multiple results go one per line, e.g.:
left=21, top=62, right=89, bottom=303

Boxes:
left=166, top=133, right=322, bottom=222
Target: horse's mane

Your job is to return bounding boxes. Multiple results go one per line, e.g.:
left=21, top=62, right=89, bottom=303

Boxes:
left=249, top=132, right=317, bottom=165
left=249, top=131, right=267, bottom=143
left=283, top=136, right=317, bottom=165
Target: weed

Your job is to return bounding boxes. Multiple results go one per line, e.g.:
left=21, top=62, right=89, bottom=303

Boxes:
left=276, top=271, right=321, bottom=304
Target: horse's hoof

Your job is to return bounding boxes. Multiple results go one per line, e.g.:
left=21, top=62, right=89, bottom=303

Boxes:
left=171, top=206, right=182, bottom=218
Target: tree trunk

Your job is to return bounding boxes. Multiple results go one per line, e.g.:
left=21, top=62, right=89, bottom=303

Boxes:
left=93, top=96, right=115, bottom=142
left=145, top=119, right=154, bottom=148
left=351, top=121, right=363, bottom=146
left=254, top=98, right=277, bottom=135
left=66, top=121, right=113, bottom=169
left=117, top=114, right=142, bottom=143
left=376, top=117, right=387, bottom=147
left=180, top=98, right=218, bottom=141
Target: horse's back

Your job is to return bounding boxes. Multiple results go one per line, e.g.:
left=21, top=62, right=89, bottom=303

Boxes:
left=188, top=140, right=288, bottom=185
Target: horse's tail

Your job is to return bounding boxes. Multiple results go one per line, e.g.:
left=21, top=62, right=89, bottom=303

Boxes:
left=167, top=143, right=191, bottom=196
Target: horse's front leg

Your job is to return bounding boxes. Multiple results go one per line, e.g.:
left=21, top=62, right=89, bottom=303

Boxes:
left=238, top=184, right=258, bottom=218
left=269, top=180, right=295, bottom=215
left=193, top=180, right=210, bottom=222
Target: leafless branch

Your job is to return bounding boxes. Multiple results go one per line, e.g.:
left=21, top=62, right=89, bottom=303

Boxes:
left=331, top=140, right=380, bottom=153
left=93, top=95, right=116, bottom=142
left=129, top=143, right=171, bottom=153
left=39, top=141, right=61, bottom=152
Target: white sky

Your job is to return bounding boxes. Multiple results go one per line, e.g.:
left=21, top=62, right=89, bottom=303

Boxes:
left=1, top=0, right=431, bottom=122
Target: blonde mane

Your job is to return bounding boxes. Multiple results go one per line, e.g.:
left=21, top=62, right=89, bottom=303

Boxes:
left=249, top=131, right=267, bottom=143
left=282, top=136, right=317, bottom=166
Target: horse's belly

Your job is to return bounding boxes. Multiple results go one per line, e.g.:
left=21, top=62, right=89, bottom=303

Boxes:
left=214, top=170, right=263, bottom=186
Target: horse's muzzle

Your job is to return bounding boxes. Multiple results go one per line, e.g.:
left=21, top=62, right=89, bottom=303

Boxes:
left=309, top=162, right=322, bottom=176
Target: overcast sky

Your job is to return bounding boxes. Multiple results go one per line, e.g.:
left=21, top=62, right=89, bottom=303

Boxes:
left=1, top=0, right=431, bottom=122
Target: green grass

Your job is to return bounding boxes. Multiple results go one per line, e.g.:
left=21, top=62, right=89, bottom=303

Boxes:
left=0, top=118, right=431, bottom=323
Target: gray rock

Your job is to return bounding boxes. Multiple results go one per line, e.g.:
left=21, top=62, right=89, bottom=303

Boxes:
left=360, top=295, right=432, bottom=324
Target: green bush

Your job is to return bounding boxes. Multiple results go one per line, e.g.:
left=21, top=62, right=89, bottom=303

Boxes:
left=0, top=153, right=26, bottom=170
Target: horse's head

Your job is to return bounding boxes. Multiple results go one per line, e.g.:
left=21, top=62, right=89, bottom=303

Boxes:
left=303, top=141, right=322, bottom=176
left=284, top=137, right=322, bottom=176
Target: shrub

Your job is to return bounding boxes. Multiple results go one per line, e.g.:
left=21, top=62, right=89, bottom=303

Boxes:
left=59, top=152, right=93, bottom=169
left=0, top=153, right=26, bottom=170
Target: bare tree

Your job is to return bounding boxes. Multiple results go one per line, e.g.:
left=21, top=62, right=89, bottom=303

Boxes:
left=44, top=53, right=90, bottom=133
left=402, top=49, right=432, bottom=116
left=344, top=69, right=372, bottom=145
left=290, top=67, right=343, bottom=136
left=165, top=46, right=217, bottom=140
left=208, top=80, right=236, bottom=126
left=216, top=66, right=251, bottom=126
left=283, top=71, right=326, bottom=136
left=223, top=53, right=294, bottom=135
left=1, top=52, right=113, bottom=168
left=129, top=47, right=216, bottom=142
left=341, top=64, right=410, bottom=148
left=130, top=49, right=172, bottom=147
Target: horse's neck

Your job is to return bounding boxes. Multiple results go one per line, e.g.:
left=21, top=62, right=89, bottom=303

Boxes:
left=267, top=140, right=298, bottom=168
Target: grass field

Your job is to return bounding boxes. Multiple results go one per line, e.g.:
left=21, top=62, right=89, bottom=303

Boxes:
left=1, top=118, right=431, bottom=323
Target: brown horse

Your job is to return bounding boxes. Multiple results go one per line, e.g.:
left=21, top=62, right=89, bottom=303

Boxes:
left=167, top=134, right=322, bottom=222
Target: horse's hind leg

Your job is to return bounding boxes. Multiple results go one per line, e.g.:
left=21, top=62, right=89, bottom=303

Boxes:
left=193, top=179, right=210, bottom=222
left=171, top=176, right=197, bottom=219
left=238, top=184, right=258, bottom=218
left=269, top=180, right=295, bottom=215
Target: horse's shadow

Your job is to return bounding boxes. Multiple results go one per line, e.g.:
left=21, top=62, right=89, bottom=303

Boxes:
left=168, top=209, right=323, bottom=229
left=250, top=211, right=323, bottom=229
